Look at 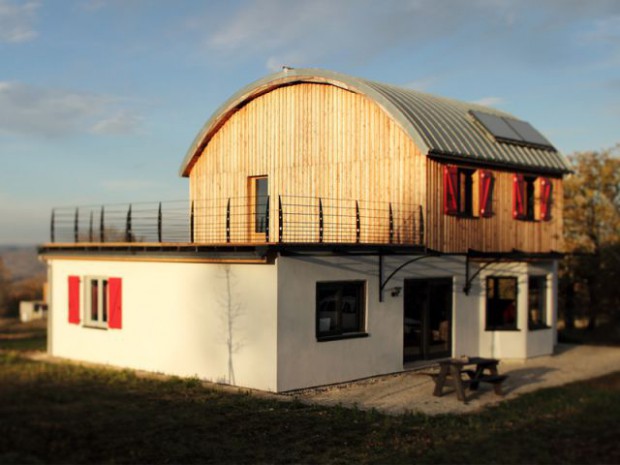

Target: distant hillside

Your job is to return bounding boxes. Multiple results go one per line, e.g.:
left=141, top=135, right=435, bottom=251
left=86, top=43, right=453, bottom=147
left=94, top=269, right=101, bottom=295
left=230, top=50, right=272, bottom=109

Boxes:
left=0, top=245, right=46, bottom=281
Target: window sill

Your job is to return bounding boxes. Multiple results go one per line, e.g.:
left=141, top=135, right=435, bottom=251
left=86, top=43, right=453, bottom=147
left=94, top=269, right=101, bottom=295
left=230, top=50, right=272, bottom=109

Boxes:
left=82, top=324, right=108, bottom=330
left=484, top=328, right=520, bottom=332
left=317, top=332, right=369, bottom=342
left=528, top=325, right=551, bottom=331
left=445, top=213, right=479, bottom=219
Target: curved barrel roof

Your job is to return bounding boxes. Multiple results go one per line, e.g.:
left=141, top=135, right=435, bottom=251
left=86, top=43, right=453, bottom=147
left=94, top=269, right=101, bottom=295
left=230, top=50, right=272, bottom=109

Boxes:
left=180, top=68, right=571, bottom=176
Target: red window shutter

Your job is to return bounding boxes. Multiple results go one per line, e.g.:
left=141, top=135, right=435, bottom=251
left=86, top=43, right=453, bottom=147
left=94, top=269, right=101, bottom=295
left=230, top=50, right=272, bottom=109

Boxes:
left=539, top=177, right=552, bottom=221
left=108, top=278, right=123, bottom=329
left=479, top=170, right=493, bottom=218
left=513, top=174, right=526, bottom=219
left=68, top=276, right=81, bottom=324
left=443, top=165, right=458, bottom=215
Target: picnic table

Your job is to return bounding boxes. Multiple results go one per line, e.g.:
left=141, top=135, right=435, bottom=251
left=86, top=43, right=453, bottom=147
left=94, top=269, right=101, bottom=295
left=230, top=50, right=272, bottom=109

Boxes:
left=432, top=357, right=508, bottom=403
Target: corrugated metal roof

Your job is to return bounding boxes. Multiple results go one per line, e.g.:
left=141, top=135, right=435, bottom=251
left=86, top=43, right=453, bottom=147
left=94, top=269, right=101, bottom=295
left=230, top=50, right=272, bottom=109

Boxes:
left=180, top=68, right=571, bottom=176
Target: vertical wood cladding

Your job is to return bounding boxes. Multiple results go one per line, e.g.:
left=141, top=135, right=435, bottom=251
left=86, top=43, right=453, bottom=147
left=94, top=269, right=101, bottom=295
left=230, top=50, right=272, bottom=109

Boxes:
left=426, top=159, right=564, bottom=253
left=188, top=81, right=563, bottom=253
left=189, top=83, right=426, bottom=244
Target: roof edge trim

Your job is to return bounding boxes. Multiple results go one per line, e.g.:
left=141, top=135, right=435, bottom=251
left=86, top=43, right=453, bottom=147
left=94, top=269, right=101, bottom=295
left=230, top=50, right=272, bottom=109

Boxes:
left=427, top=150, right=571, bottom=176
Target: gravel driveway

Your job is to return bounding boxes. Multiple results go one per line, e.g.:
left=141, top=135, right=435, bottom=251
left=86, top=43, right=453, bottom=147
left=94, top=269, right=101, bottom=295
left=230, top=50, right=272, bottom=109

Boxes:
left=293, top=344, right=620, bottom=415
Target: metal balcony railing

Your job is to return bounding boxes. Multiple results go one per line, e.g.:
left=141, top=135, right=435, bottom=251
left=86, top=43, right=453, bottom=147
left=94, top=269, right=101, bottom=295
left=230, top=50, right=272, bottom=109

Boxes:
left=49, top=195, right=424, bottom=246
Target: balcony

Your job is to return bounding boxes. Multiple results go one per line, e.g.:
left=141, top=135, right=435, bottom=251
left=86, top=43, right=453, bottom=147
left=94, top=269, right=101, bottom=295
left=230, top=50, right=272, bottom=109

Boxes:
left=43, top=195, right=424, bottom=253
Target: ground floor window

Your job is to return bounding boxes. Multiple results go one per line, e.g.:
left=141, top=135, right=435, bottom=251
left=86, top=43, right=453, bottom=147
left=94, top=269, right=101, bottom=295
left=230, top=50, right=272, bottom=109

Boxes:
left=528, top=276, right=549, bottom=330
left=316, top=281, right=366, bottom=340
left=74, top=276, right=122, bottom=329
left=486, top=277, right=518, bottom=330
left=85, top=277, right=109, bottom=328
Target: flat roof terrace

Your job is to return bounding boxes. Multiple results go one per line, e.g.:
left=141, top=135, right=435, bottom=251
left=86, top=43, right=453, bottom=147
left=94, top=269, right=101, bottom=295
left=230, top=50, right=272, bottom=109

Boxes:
left=44, top=196, right=425, bottom=250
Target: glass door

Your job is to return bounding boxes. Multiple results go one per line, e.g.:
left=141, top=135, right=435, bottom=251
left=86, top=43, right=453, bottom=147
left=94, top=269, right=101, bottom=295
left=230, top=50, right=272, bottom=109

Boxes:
left=403, top=278, right=452, bottom=363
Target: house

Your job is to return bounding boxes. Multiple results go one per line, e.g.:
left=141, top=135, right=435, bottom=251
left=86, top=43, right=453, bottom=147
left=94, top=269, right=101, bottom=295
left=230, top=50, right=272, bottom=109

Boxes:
left=39, top=68, right=571, bottom=392
left=19, top=301, right=48, bottom=323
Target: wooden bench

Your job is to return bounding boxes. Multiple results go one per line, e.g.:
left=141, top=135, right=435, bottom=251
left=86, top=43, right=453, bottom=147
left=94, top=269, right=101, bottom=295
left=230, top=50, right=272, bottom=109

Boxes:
left=467, top=374, right=508, bottom=393
left=432, top=357, right=508, bottom=402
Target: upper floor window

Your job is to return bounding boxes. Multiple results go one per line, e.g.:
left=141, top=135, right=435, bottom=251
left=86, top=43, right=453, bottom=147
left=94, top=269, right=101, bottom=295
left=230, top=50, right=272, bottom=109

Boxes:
left=444, top=166, right=493, bottom=218
left=513, top=175, right=552, bottom=221
left=249, top=176, right=268, bottom=234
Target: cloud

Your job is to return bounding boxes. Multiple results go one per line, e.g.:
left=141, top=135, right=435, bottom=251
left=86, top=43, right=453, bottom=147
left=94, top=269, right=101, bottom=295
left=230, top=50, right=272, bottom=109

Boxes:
left=605, top=78, right=620, bottom=90
left=205, top=0, right=620, bottom=71
left=584, top=14, right=620, bottom=43
left=402, top=77, right=440, bottom=92
left=0, top=81, right=142, bottom=137
left=581, top=14, right=620, bottom=66
left=470, top=97, right=506, bottom=107
left=90, top=110, right=142, bottom=135
left=0, top=0, right=39, bottom=43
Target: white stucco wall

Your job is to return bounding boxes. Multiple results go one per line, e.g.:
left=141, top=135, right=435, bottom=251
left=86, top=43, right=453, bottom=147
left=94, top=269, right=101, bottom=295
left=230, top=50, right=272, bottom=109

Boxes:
left=478, top=260, right=557, bottom=360
left=276, top=255, right=401, bottom=392
left=48, top=258, right=278, bottom=391
left=276, top=255, right=558, bottom=391
left=47, top=254, right=558, bottom=393
left=526, top=261, right=557, bottom=358
left=275, top=255, right=484, bottom=391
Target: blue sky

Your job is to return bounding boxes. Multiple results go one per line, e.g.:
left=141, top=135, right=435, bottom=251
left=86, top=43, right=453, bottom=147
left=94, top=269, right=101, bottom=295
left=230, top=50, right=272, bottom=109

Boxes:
left=1, top=0, right=619, bottom=244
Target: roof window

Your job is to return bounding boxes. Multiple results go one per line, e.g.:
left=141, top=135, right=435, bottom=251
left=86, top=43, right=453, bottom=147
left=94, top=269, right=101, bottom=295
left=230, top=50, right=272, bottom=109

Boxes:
left=469, top=110, right=554, bottom=150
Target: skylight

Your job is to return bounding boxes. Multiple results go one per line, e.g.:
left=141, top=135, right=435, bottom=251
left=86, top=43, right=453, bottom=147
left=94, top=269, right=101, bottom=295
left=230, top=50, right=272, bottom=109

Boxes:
left=469, top=110, right=554, bottom=150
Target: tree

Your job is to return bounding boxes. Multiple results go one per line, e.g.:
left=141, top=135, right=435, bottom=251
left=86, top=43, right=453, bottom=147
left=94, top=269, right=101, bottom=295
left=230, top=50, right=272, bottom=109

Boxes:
left=0, top=259, right=11, bottom=316
left=562, top=145, right=620, bottom=330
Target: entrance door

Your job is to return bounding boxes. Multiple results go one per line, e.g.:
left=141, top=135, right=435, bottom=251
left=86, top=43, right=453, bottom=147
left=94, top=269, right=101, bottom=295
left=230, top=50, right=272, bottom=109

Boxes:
left=403, top=278, right=452, bottom=363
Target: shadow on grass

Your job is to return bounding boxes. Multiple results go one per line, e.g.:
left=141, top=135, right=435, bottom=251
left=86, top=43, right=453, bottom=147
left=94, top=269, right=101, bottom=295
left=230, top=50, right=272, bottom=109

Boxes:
left=423, top=373, right=620, bottom=464
left=0, top=352, right=619, bottom=464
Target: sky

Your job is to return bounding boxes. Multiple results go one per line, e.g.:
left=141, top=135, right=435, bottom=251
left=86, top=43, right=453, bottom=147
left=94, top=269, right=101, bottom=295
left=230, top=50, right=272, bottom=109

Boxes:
left=0, top=0, right=619, bottom=245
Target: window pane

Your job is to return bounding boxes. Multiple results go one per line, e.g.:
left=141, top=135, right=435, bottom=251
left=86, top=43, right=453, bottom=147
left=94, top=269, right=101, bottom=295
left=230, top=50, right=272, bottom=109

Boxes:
left=316, top=281, right=364, bottom=338
left=90, top=280, right=99, bottom=322
left=528, top=276, right=547, bottom=329
left=487, top=278, right=495, bottom=299
left=255, top=177, right=268, bottom=233
left=497, top=278, right=516, bottom=300
left=486, top=277, right=517, bottom=330
left=526, top=177, right=536, bottom=220
left=102, top=280, right=108, bottom=323
left=317, top=285, right=339, bottom=335
left=340, top=284, right=361, bottom=333
left=458, top=169, right=474, bottom=215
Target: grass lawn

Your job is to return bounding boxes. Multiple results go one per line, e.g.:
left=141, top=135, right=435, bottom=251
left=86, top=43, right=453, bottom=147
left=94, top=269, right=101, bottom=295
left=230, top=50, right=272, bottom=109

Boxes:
left=0, top=325, right=619, bottom=464
left=0, top=318, right=47, bottom=351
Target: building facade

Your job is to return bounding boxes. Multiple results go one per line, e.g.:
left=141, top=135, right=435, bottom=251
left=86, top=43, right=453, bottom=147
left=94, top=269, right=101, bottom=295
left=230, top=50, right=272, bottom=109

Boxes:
left=41, top=68, right=570, bottom=392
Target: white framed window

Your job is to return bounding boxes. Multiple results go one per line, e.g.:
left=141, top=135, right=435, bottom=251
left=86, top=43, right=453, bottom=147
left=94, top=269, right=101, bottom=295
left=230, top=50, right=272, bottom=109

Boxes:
left=485, top=276, right=518, bottom=331
left=68, top=275, right=121, bottom=329
left=85, top=277, right=109, bottom=328
left=528, top=275, right=549, bottom=330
